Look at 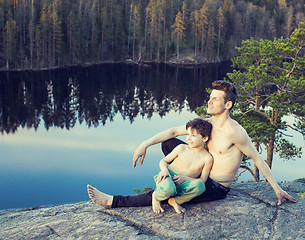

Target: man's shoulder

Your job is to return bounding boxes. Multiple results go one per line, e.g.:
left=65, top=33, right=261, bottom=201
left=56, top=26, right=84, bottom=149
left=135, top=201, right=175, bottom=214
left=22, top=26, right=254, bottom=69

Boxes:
left=225, top=118, right=250, bottom=144
left=226, top=118, right=247, bottom=136
left=226, top=118, right=241, bottom=129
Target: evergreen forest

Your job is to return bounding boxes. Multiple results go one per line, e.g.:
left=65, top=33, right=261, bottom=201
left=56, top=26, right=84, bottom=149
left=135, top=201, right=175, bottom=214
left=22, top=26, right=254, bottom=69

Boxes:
left=0, top=0, right=304, bottom=70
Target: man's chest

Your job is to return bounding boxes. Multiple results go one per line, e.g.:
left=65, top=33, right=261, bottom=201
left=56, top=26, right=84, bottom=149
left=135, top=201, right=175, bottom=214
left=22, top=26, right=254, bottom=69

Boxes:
left=208, top=129, right=234, bottom=155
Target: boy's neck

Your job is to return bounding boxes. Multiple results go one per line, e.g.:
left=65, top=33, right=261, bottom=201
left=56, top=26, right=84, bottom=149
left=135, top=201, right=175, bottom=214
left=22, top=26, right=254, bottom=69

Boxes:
left=189, top=144, right=206, bottom=152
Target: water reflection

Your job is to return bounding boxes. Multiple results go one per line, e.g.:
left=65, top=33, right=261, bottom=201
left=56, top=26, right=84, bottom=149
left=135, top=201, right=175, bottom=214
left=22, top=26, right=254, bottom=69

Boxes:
left=0, top=62, right=231, bottom=134
left=0, top=63, right=304, bottom=210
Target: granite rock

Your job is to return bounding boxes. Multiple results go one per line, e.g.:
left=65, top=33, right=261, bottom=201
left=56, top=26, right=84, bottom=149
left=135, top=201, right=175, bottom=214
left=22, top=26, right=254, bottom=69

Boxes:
left=0, top=181, right=304, bottom=240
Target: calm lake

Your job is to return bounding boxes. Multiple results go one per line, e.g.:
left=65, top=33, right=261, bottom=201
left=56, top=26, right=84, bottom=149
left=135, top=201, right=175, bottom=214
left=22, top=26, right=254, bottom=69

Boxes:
left=0, top=62, right=304, bottom=210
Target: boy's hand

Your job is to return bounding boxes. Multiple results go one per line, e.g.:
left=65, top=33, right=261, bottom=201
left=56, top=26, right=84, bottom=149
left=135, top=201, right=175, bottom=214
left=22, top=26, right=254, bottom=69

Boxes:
left=172, top=175, right=192, bottom=185
left=157, top=170, right=170, bottom=183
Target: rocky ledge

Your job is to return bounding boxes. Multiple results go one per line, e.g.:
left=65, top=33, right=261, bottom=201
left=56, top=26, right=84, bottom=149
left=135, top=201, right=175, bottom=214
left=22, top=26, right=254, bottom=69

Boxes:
left=0, top=181, right=304, bottom=240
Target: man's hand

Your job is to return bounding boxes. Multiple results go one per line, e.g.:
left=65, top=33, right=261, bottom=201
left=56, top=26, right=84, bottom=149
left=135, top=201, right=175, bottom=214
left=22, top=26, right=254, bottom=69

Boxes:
left=132, top=144, right=147, bottom=168
left=276, top=189, right=298, bottom=205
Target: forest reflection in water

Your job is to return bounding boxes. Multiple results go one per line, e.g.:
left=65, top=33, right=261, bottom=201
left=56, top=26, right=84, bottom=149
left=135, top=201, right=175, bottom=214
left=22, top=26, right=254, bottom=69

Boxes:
left=0, top=62, right=230, bottom=134
left=0, top=62, right=232, bottom=209
left=0, top=62, right=303, bottom=210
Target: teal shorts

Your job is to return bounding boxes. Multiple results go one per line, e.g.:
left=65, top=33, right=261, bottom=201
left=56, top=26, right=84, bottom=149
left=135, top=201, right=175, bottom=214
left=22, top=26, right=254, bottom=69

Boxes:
left=153, top=169, right=206, bottom=204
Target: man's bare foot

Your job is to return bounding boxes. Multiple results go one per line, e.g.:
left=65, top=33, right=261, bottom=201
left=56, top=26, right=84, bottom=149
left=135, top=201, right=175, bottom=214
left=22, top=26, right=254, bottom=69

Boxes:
left=168, top=198, right=186, bottom=214
left=152, top=192, right=164, bottom=214
left=87, top=184, right=113, bottom=208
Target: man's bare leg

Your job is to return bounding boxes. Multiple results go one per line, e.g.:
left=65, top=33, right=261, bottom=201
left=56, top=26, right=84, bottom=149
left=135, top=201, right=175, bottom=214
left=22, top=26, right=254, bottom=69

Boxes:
left=168, top=198, right=186, bottom=214
left=152, top=191, right=164, bottom=214
left=87, top=184, right=113, bottom=208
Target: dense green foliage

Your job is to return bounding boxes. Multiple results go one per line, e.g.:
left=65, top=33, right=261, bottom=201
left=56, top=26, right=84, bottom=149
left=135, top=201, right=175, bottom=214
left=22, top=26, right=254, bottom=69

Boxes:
left=0, top=0, right=305, bottom=69
left=133, top=185, right=154, bottom=194
left=198, top=22, right=305, bottom=181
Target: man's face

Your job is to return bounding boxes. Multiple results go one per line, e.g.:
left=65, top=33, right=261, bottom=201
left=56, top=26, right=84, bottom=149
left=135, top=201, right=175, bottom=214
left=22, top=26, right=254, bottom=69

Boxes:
left=207, top=89, right=227, bottom=115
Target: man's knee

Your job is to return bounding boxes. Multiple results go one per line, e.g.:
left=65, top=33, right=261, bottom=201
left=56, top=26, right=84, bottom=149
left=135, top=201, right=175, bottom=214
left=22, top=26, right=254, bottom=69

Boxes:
left=161, top=138, right=186, bottom=156
left=161, top=139, right=173, bottom=156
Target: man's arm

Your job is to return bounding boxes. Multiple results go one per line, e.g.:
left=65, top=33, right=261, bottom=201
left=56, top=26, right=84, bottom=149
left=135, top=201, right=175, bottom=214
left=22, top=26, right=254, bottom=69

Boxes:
left=232, top=125, right=298, bottom=205
left=132, top=125, right=187, bottom=167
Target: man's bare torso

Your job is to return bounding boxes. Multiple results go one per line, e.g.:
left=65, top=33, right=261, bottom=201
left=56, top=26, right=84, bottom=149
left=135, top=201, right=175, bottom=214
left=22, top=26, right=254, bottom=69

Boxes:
left=207, top=118, right=244, bottom=187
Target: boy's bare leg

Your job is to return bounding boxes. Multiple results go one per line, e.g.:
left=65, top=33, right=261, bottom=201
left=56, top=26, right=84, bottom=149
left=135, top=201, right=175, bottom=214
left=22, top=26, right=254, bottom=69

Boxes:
left=87, top=184, right=113, bottom=208
left=168, top=198, right=186, bottom=214
left=152, top=191, right=164, bottom=214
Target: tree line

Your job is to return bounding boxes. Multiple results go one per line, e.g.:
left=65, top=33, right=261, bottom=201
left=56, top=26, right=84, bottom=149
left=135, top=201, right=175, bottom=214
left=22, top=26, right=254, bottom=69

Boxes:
left=0, top=0, right=304, bottom=70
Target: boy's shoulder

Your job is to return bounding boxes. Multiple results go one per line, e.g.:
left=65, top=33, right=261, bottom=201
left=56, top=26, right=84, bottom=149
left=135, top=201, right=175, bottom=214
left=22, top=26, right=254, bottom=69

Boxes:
left=200, top=149, right=213, bottom=162
left=174, top=144, right=188, bottom=152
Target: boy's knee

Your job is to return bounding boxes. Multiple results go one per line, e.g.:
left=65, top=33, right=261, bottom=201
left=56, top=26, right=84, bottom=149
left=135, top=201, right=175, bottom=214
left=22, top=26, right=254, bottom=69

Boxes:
left=154, top=180, right=176, bottom=201
left=191, top=181, right=206, bottom=195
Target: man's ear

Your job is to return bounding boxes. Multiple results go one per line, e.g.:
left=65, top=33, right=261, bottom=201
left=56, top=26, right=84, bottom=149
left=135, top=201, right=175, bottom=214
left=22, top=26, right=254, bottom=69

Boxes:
left=225, top=101, right=232, bottom=110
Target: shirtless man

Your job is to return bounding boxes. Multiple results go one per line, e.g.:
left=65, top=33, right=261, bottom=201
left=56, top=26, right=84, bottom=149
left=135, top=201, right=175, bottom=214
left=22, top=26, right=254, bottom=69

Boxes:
left=87, top=80, right=297, bottom=209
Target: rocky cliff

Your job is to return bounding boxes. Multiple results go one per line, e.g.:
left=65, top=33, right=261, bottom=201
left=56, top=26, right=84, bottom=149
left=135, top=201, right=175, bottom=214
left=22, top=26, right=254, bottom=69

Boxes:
left=1, top=181, right=304, bottom=240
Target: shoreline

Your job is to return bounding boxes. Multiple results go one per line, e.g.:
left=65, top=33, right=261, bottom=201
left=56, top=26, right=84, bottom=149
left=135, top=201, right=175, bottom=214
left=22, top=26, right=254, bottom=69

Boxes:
left=0, top=57, right=232, bottom=72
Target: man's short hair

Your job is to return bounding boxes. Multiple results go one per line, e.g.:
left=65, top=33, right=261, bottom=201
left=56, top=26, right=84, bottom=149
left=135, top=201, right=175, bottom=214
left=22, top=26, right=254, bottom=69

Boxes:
left=186, top=118, right=212, bottom=140
left=212, top=80, right=237, bottom=110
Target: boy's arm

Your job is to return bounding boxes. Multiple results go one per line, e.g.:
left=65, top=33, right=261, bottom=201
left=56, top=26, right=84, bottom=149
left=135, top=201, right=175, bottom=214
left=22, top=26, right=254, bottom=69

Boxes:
left=157, top=145, right=182, bottom=183
left=232, top=125, right=298, bottom=205
left=199, top=155, right=213, bottom=183
left=132, top=125, right=187, bottom=167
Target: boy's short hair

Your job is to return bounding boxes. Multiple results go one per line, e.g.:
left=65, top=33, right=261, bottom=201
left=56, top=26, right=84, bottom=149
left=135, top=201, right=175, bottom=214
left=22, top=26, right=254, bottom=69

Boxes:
left=186, top=118, right=212, bottom=140
left=212, top=80, right=237, bottom=110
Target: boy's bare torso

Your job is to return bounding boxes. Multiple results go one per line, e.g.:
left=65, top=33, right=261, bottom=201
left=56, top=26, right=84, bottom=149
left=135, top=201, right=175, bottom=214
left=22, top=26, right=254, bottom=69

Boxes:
left=168, top=144, right=210, bottom=179
left=207, top=118, right=243, bottom=187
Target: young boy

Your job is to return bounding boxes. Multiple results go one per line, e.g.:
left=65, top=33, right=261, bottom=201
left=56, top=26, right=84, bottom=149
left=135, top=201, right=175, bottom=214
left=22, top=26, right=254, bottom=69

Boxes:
left=152, top=118, right=213, bottom=214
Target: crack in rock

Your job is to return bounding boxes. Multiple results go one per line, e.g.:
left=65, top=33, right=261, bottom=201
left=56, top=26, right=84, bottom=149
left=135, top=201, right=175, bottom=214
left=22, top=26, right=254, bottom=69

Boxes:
left=46, top=225, right=61, bottom=237
left=235, top=189, right=276, bottom=206
left=270, top=207, right=279, bottom=240
left=98, top=210, right=164, bottom=238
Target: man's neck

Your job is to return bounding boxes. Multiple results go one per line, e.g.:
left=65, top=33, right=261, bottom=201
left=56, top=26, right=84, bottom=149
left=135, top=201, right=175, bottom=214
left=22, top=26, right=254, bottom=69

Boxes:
left=211, top=112, right=231, bottom=128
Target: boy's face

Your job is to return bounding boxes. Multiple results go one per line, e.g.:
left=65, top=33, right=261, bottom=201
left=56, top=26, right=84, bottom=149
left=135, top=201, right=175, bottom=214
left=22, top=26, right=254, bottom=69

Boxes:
left=186, top=127, right=206, bottom=148
left=207, top=89, right=229, bottom=115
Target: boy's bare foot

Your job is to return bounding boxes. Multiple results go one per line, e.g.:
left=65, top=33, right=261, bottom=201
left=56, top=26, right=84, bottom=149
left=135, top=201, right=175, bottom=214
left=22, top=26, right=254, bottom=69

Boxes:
left=87, top=184, right=113, bottom=208
left=152, top=192, right=164, bottom=214
left=168, top=198, right=186, bottom=214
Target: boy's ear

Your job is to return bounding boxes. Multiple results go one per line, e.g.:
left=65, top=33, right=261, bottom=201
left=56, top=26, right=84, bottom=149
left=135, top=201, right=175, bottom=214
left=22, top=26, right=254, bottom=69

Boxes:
left=202, top=136, right=209, bottom=143
left=225, top=101, right=232, bottom=110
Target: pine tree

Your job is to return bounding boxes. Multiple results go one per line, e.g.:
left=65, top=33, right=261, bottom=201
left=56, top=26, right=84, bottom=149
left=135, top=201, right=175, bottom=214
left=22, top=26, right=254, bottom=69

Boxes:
left=199, top=3, right=208, bottom=57
left=217, top=7, right=224, bottom=62
left=227, top=24, right=305, bottom=178
left=171, top=11, right=185, bottom=59
left=191, top=9, right=200, bottom=56
left=4, top=19, right=17, bottom=69
left=51, top=2, right=63, bottom=66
